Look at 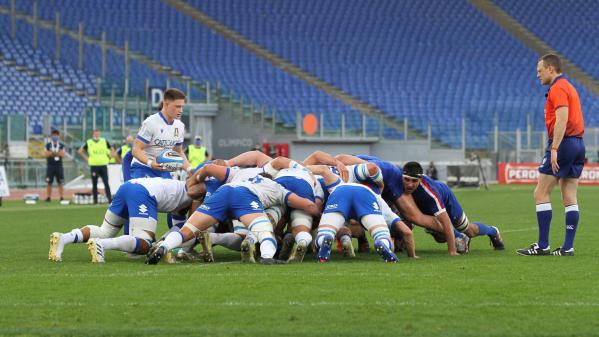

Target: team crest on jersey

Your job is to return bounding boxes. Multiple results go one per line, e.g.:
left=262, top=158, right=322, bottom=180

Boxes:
left=174, top=128, right=179, bottom=137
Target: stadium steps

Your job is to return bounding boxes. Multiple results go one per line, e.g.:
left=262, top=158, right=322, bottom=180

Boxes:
left=0, top=4, right=207, bottom=98
left=163, top=0, right=430, bottom=142
left=471, top=0, right=599, bottom=98
left=0, top=53, right=85, bottom=96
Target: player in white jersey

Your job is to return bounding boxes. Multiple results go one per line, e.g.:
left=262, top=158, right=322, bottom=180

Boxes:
left=48, top=178, right=193, bottom=263
left=131, top=88, right=190, bottom=179
left=146, top=173, right=321, bottom=265
left=307, top=165, right=399, bottom=263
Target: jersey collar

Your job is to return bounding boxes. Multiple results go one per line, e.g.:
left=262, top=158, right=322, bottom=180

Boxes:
left=546, top=75, right=564, bottom=97
left=159, top=111, right=174, bottom=125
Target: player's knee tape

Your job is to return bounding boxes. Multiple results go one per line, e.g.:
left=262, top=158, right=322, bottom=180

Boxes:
left=103, top=210, right=126, bottom=229
left=182, top=222, right=201, bottom=236
left=232, top=220, right=249, bottom=236
left=290, top=210, right=313, bottom=229
left=248, top=216, right=273, bottom=234
left=129, top=217, right=157, bottom=235
left=87, top=221, right=122, bottom=239
left=455, top=213, right=469, bottom=233
left=265, top=206, right=283, bottom=226
left=361, top=214, right=387, bottom=231
left=318, top=212, right=346, bottom=231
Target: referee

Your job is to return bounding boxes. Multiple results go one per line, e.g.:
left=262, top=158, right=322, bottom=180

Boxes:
left=78, top=129, right=116, bottom=204
left=44, top=129, right=65, bottom=202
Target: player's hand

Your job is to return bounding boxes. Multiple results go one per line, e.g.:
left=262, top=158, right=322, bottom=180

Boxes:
left=336, top=162, right=349, bottom=182
left=212, top=159, right=228, bottom=167
left=550, top=149, right=559, bottom=174
left=151, top=161, right=168, bottom=172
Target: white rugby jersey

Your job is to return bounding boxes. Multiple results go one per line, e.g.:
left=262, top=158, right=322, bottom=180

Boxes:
left=276, top=167, right=324, bottom=200
left=227, top=167, right=264, bottom=184
left=133, top=112, right=185, bottom=166
left=131, top=177, right=191, bottom=213
left=228, top=176, right=291, bottom=209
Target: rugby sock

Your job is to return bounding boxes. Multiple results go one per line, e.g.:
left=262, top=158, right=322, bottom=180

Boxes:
left=259, top=238, right=277, bottom=259
left=161, top=231, right=185, bottom=250
left=62, top=228, right=84, bottom=244
left=474, top=222, right=497, bottom=236
left=536, top=203, right=552, bottom=249
left=563, top=205, right=579, bottom=251
left=295, top=231, right=313, bottom=246
left=211, top=233, right=243, bottom=251
left=97, top=235, right=136, bottom=252
left=453, top=228, right=464, bottom=238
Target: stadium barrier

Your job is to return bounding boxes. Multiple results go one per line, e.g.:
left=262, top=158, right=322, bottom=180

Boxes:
left=497, top=162, right=599, bottom=185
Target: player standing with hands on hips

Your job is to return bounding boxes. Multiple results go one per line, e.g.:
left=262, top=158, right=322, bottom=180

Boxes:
left=517, top=54, right=585, bottom=256
left=131, top=88, right=191, bottom=179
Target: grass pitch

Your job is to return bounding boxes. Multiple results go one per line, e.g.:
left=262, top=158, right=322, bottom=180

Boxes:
left=1, top=185, right=598, bottom=336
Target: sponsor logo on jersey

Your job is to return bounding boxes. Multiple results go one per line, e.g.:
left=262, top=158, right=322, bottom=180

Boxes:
left=372, top=202, right=380, bottom=210
left=200, top=204, right=210, bottom=210
left=250, top=201, right=260, bottom=210
left=138, top=204, right=148, bottom=215
left=325, top=203, right=338, bottom=210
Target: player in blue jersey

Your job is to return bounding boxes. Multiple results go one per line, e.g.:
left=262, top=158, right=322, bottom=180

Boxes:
left=335, top=154, right=464, bottom=255
left=131, top=88, right=190, bottom=179
left=308, top=165, right=399, bottom=263
left=402, top=162, right=504, bottom=251
left=146, top=171, right=321, bottom=265
left=48, top=178, right=194, bottom=262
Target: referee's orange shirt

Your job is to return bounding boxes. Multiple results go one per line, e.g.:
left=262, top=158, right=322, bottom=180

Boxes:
left=545, top=76, right=584, bottom=139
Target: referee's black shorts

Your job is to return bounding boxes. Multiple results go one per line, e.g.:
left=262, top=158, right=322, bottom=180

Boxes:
left=46, top=165, right=64, bottom=185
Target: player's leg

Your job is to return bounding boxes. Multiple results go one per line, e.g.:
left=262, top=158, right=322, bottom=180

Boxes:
left=91, top=166, right=99, bottom=204
left=361, top=215, right=398, bottom=263
left=315, top=213, right=345, bottom=262
left=240, top=212, right=281, bottom=264
left=287, top=210, right=313, bottom=263
left=336, top=225, right=355, bottom=257
left=45, top=174, right=53, bottom=202
left=88, top=217, right=157, bottom=263
left=57, top=166, right=65, bottom=200
left=49, top=203, right=126, bottom=262
left=146, top=211, right=219, bottom=265
left=517, top=173, right=559, bottom=255
left=553, top=177, right=579, bottom=256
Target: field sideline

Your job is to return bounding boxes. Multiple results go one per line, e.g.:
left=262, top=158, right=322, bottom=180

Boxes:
left=1, top=185, right=598, bottom=336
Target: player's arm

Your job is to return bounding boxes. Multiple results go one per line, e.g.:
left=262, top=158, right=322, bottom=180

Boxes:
left=132, top=139, right=163, bottom=171
left=551, top=107, right=568, bottom=173
left=77, top=145, right=88, bottom=162
left=334, top=154, right=367, bottom=165
left=285, top=193, right=320, bottom=218
left=190, top=163, right=229, bottom=186
left=305, top=165, right=341, bottom=187
left=109, top=143, right=118, bottom=162
left=58, top=147, right=65, bottom=158
left=44, top=145, right=53, bottom=158
left=393, top=219, right=417, bottom=258
left=303, top=150, right=349, bottom=182
left=436, top=211, right=458, bottom=256
left=227, top=150, right=273, bottom=167
left=262, top=156, right=304, bottom=176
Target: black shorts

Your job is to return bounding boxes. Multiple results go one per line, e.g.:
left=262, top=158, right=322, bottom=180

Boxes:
left=46, top=165, right=64, bottom=185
